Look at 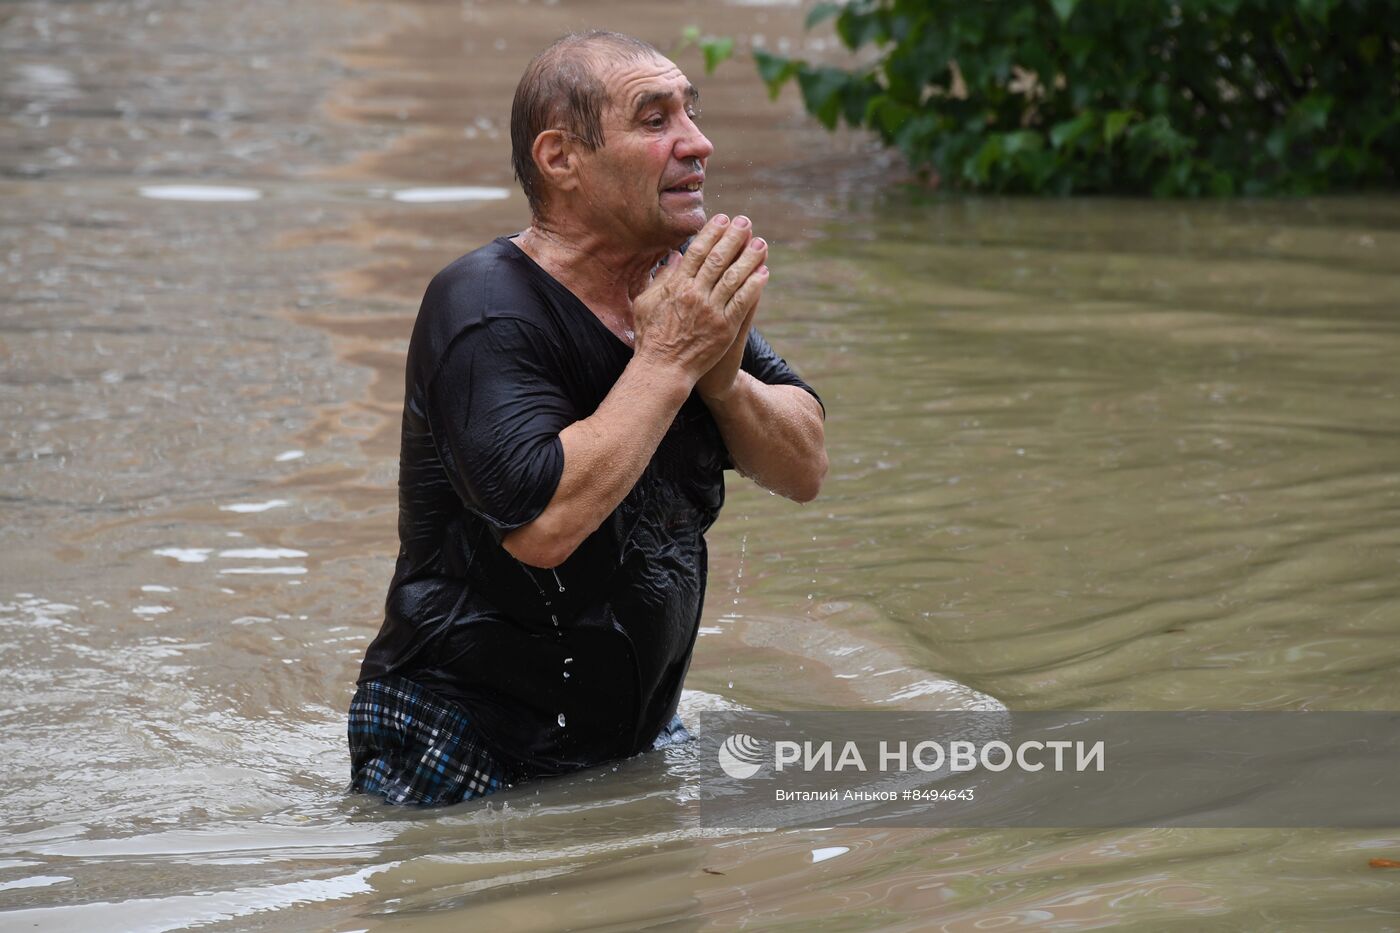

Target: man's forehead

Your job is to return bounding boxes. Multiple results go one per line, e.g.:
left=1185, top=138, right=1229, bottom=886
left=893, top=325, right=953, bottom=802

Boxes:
left=601, top=55, right=698, bottom=109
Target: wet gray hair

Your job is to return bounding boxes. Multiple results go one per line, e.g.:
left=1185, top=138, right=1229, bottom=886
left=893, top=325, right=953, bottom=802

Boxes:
left=510, top=31, right=661, bottom=218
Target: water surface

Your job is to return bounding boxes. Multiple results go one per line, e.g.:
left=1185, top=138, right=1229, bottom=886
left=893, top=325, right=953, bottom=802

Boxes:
left=3, top=0, right=1399, bottom=929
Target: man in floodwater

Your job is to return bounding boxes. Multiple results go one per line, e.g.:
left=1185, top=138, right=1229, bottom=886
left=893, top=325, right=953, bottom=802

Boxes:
left=347, top=31, right=827, bottom=806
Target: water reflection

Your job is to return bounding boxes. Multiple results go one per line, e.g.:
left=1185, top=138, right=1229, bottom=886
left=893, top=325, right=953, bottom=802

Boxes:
left=811, top=846, right=849, bottom=863
left=388, top=186, right=511, bottom=203
left=218, top=500, right=290, bottom=513
left=218, top=547, right=308, bottom=559
left=137, top=185, right=263, bottom=202
left=218, top=566, right=307, bottom=575
left=151, top=548, right=212, bottom=563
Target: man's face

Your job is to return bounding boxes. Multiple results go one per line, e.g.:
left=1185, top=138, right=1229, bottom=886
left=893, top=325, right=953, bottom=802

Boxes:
left=574, top=54, right=714, bottom=251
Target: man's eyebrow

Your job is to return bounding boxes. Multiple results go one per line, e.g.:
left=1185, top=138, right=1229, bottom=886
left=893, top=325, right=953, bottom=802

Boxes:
left=631, top=85, right=701, bottom=117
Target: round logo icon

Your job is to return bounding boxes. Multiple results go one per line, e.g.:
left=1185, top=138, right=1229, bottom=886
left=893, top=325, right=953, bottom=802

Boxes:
left=718, top=733, right=765, bottom=779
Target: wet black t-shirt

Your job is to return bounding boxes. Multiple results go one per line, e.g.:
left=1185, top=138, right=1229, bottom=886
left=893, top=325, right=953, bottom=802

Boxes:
left=357, top=237, right=820, bottom=778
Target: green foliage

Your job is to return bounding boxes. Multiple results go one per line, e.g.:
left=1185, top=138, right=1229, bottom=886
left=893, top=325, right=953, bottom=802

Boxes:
left=680, top=26, right=736, bottom=75
left=750, top=0, right=1400, bottom=195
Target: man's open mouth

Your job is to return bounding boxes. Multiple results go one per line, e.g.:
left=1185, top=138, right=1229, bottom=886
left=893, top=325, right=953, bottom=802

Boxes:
left=663, top=177, right=704, bottom=194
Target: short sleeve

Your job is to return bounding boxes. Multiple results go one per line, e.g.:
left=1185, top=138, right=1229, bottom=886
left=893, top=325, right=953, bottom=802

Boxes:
left=423, top=316, right=574, bottom=535
left=742, top=328, right=825, bottom=418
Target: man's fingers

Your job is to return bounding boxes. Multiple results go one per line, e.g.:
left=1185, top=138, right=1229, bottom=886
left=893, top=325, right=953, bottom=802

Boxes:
left=649, top=250, right=682, bottom=288
left=726, top=263, right=769, bottom=321
left=677, top=214, right=730, bottom=279
left=694, top=217, right=754, bottom=291
left=737, top=291, right=760, bottom=333
left=711, top=236, right=767, bottom=306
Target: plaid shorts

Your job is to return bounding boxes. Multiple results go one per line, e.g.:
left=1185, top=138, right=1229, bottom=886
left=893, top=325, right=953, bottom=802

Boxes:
left=347, top=676, right=512, bottom=807
left=348, top=675, right=692, bottom=807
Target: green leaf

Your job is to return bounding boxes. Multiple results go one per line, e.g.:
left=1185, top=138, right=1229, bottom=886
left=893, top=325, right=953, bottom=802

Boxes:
left=835, top=6, right=886, bottom=49
left=1289, top=93, right=1333, bottom=136
left=969, top=135, right=1003, bottom=184
left=1208, top=171, right=1236, bottom=197
left=1103, top=109, right=1134, bottom=144
left=1358, top=35, right=1381, bottom=65
left=1049, top=0, right=1079, bottom=24
left=1001, top=130, right=1043, bottom=156
left=1146, top=83, right=1169, bottom=114
left=1050, top=111, right=1097, bottom=150
left=1128, top=115, right=1191, bottom=159
left=797, top=66, right=849, bottom=129
left=840, top=77, right=879, bottom=126
left=867, top=96, right=915, bottom=136
left=700, top=37, right=734, bottom=75
left=882, top=49, right=925, bottom=104
left=805, top=2, right=842, bottom=29
left=1297, top=0, right=1338, bottom=22
left=753, top=49, right=801, bottom=100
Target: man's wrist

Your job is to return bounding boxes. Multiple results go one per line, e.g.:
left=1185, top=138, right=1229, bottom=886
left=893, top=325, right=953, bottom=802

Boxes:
left=629, top=353, right=698, bottom=406
left=698, top=369, right=755, bottom=411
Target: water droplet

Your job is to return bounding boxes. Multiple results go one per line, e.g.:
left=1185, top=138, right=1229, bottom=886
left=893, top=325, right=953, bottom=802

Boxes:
left=563, top=671, right=570, bottom=679
left=728, top=681, right=734, bottom=689
left=557, top=713, right=566, bottom=727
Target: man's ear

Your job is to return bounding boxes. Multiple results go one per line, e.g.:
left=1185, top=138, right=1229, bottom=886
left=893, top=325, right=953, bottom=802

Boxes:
left=532, top=129, right=580, bottom=195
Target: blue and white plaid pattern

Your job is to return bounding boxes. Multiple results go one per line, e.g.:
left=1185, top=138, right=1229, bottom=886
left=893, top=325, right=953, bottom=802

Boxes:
left=651, top=714, right=692, bottom=750
left=348, top=675, right=693, bottom=807
left=348, top=676, right=512, bottom=807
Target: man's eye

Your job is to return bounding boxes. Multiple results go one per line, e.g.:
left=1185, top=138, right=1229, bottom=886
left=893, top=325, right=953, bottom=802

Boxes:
left=645, top=115, right=666, bottom=128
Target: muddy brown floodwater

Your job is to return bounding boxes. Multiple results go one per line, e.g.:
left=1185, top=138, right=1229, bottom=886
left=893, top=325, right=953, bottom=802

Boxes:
left=3, top=0, right=1400, bottom=930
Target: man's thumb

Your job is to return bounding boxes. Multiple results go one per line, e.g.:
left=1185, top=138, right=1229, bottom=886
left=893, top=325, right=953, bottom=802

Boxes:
left=650, top=251, right=683, bottom=286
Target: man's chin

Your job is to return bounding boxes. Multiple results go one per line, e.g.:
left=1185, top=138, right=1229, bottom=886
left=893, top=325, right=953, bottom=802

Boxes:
left=665, top=206, right=707, bottom=243
left=634, top=204, right=706, bottom=253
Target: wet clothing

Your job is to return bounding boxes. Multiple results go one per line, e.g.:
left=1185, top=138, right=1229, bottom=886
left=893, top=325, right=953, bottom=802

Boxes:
left=353, top=235, right=819, bottom=783
left=348, top=675, right=691, bottom=806
left=349, top=675, right=512, bottom=806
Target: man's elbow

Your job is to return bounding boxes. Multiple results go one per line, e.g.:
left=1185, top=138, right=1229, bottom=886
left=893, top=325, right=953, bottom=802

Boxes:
left=501, top=520, right=581, bottom=569
left=789, top=448, right=828, bottom=504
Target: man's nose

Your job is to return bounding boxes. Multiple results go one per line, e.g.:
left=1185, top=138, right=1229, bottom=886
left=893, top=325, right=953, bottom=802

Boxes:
left=675, top=113, right=714, bottom=162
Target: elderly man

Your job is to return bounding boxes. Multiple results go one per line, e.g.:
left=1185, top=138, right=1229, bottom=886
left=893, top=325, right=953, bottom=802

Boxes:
left=348, top=31, right=827, bottom=806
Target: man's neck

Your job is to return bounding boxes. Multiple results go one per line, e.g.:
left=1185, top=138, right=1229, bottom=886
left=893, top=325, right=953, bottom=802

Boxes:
left=515, top=219, right=666, bottom=324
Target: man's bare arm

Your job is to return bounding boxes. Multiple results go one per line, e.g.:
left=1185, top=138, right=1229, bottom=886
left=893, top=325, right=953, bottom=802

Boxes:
left=502, top=359, right=692, bottom=568
left=702, top=373, right=827, bottom=502
left=691, top=231, right=827, bottom=503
